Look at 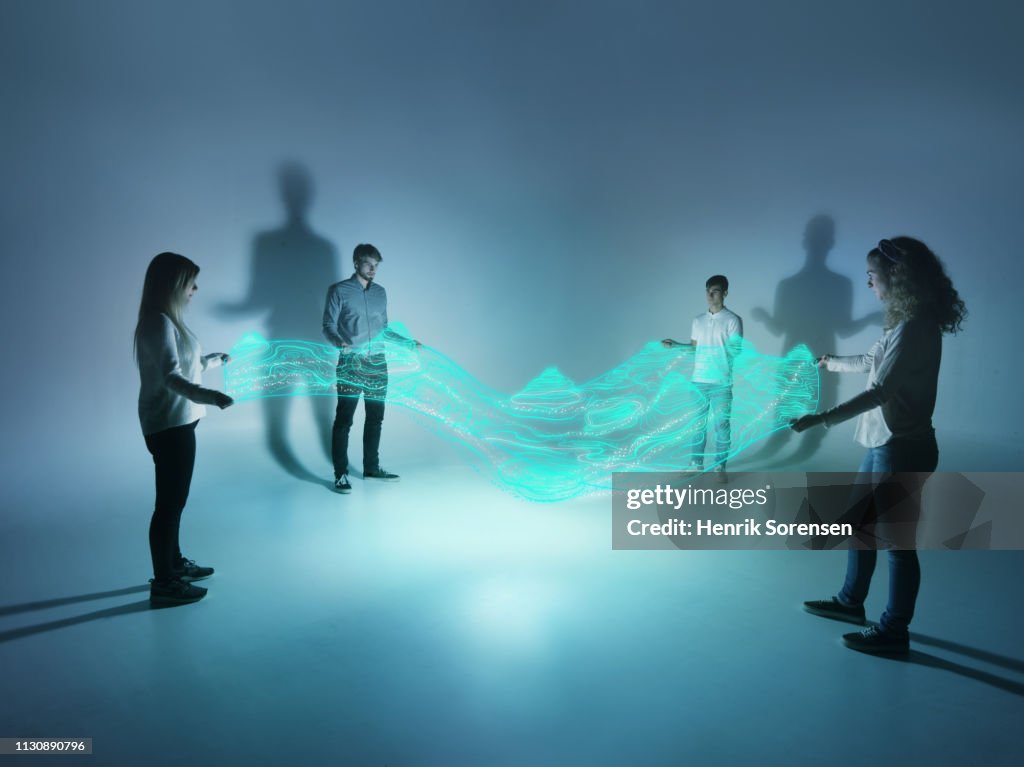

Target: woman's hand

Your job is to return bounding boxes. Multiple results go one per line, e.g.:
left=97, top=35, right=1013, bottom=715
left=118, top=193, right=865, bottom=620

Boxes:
left=815, top=354, right=832, bottom=369
left=212, top=392, right=234, bottom=410
left=790, top=413, right=824, bottom=433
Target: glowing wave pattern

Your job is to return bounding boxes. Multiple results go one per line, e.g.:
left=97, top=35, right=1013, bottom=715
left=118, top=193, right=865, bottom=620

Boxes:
left=224, top=323, right=818, bottom=501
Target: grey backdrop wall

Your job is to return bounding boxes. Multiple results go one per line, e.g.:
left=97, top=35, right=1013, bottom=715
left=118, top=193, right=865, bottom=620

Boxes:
left=3, top=0, right=1022, bottom=492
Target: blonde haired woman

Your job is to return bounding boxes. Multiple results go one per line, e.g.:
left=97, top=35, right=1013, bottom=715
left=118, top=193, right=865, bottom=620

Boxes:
left=135, top=252, right=233, bottom=606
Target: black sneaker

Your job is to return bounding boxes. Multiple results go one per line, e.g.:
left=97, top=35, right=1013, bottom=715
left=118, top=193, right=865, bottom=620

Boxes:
left=364, top=468, right=400, bottom=482
left=843, top=625, right=910, bottom=655
left=150, top=577, right=207, bottom=607
left=334, top=474, right=352, bottom=493
left=803, top=597, right=866, bottom=625
left=174, top=557, right=214, bottom=581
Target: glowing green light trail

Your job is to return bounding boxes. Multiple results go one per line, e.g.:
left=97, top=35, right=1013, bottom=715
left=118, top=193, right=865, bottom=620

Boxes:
left=224, top=323, right=818, bottom=501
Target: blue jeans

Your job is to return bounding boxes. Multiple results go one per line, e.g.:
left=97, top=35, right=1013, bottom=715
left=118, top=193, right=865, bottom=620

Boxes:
left=692, top=383, right=733, bottom=469
left=837, top=432, right=939, bottom=636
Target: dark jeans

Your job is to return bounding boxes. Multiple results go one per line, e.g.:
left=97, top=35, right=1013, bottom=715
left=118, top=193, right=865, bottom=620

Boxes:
left=332, top=353, right=388, bottom=478
left=144, top=420, right=198, bottom=582
left=838, top=432, right=939, bottom=636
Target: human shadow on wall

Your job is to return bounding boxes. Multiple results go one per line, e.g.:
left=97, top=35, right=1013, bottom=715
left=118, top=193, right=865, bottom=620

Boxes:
left=219, top=162, right=339, bottom=485
left=749, top=215, right=882, bottom=468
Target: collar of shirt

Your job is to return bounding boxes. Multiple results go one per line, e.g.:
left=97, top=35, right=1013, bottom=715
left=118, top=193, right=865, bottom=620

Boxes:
left=347, top=273, right=377, bottom=291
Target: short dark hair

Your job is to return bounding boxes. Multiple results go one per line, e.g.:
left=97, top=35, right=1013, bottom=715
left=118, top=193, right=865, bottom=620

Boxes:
left=706, top=274, right=729, bottom=292
left=353, top=243, right=382, bottom=264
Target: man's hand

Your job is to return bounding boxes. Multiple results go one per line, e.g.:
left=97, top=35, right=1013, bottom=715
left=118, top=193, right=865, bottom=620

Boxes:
left=662, top=339, right=694, bottom=350
left=790, top=413, right=824, bottom=433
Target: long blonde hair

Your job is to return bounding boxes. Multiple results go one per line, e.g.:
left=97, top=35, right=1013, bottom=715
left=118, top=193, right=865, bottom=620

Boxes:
left=133, top=252, right=200, bottom=363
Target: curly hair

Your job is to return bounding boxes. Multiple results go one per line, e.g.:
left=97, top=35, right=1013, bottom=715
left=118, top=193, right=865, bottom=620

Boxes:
left=869, top=236, right=967, bottom=335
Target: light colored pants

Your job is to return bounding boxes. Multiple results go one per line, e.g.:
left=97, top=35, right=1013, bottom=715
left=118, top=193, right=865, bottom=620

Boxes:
left=692, top=382, right=732, bottom=469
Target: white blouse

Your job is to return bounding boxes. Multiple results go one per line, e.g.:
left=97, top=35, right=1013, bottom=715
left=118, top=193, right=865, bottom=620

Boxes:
left=823, top=317, right=941, bottom=447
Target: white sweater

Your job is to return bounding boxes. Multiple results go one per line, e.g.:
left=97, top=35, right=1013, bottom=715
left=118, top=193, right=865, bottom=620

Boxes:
left=137, top=313, right=224, bottom=436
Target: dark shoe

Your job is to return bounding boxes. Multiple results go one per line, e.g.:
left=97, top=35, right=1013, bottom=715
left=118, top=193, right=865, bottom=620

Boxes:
left=150, top=577, right=207, bottom=607
left=174, top=557, right=214, bottom=582
left=334, top=474, right=352, bottom=493
left=803, top=597, right=866, bottom=625
left=713, top=468, right=728, bottom=484
left=364, top=468, right=400, bottom=482
left=843, top=625, right=910, bottom=655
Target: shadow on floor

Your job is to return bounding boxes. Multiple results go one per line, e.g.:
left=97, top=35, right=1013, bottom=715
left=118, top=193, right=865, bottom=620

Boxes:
left=864, top=631, right=1024, bottom=696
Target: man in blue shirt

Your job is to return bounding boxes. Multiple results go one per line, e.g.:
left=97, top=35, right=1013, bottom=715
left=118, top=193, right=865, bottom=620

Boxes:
left=322, top=244, right=400, bottom=493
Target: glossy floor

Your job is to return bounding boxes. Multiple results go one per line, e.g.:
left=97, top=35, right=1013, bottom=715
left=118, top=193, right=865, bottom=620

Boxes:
left=2, top=416, right=1022, bottom=766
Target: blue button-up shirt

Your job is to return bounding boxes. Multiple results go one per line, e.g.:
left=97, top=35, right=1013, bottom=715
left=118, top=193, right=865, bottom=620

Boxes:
left=322, top=275, right=389, bottom=353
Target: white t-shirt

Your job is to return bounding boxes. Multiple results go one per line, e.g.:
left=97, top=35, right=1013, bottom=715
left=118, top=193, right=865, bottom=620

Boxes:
left=691, top=307, right=743, bottom=384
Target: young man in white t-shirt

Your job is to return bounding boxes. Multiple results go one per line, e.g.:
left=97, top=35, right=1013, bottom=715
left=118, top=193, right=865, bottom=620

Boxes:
left=662, top=274, right=743, bottom=480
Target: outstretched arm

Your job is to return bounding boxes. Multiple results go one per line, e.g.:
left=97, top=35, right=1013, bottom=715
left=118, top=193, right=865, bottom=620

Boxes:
left=750, top=307, right=781, bottom=336
left=821, top=350, right=873, bottom=373
left=201, top=352, right=231, bottom=371
left=791, top=329, right=915, bottom=432
left=837, top=310, right=885, bottom=338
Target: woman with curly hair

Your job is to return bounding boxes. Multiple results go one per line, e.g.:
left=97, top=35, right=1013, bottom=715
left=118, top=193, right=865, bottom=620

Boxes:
left=791, top=236, right=967, bottom=654
left=135, top=252, right=234, bottom=607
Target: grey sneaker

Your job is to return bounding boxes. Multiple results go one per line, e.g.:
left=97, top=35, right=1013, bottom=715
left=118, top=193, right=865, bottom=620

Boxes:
left=173, top=557, right=214, bottom=582
left=364, top=468, right=400, bottom=482
left=843, top=625, right=910, bottom=655
left=150, top=577, right=207, bottom=607
left=334, top=474, right=352, bottom=493
left=803, top=597, right=867, bottom=625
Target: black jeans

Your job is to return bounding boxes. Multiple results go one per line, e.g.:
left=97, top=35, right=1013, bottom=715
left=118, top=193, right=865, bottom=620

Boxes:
left=332, top=353, right=388, bottom=478
left=144, top=420, right=198, bottom=582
